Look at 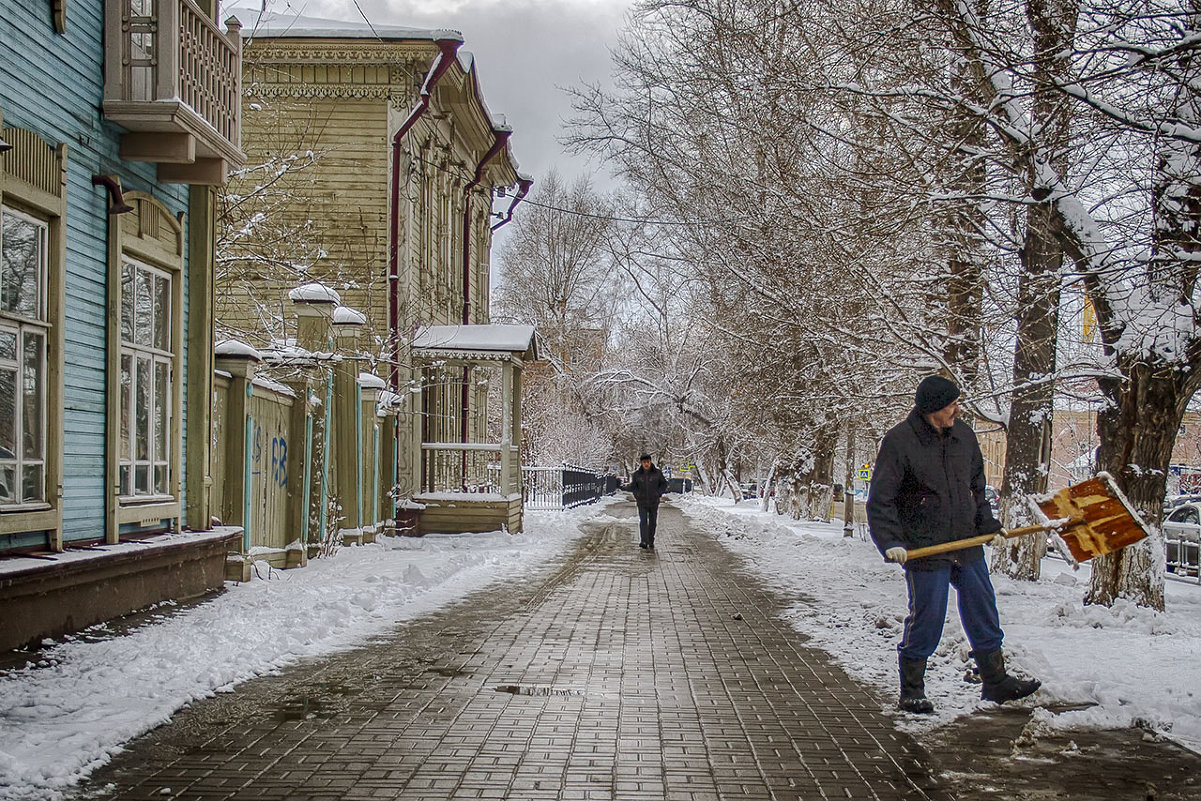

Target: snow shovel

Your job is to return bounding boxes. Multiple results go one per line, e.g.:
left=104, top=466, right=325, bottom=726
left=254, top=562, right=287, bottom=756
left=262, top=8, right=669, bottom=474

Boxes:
left=900, top=472, right=1149, bottom=563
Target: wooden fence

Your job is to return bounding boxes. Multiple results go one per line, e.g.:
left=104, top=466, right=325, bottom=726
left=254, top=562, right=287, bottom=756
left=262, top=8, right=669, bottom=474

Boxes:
left=213, top=341, right=397, bottom=578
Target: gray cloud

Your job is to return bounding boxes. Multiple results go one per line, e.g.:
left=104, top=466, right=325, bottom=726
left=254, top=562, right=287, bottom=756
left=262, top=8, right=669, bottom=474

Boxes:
left=297, top=0, right=631, bottom=184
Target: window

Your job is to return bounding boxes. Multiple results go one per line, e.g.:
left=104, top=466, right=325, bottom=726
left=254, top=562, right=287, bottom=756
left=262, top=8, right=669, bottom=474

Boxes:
left=119, top=258, right=173, bottom=498
left=0, top=206, right=48, bottom=507
left=1169, top=506, right=1199, bottom=525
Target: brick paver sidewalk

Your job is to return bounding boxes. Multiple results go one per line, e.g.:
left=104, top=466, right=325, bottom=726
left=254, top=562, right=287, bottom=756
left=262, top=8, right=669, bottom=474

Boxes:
left=77, top=504, right=953, bottom=801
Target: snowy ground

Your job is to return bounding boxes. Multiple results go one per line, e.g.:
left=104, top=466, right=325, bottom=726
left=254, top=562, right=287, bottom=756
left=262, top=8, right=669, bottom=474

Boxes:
left=0, top=501, right=617, bottom=801
left=680, top=494, right=1201, bottom=755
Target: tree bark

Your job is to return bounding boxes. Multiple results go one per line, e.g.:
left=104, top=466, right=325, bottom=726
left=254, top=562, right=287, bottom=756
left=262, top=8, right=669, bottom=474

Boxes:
left=994, top=0, right=1076, bottom=581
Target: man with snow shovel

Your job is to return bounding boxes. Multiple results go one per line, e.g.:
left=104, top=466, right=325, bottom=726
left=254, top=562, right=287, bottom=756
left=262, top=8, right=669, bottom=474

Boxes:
left=867, top=375, right=1041, bottom=714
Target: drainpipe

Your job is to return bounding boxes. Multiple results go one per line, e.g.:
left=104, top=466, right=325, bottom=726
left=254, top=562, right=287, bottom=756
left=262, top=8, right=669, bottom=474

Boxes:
left=491, top=177, right=532, bottom=231
left=388, top=36, right=462, bottom=393
left=459, top=129, right=510, bottom=476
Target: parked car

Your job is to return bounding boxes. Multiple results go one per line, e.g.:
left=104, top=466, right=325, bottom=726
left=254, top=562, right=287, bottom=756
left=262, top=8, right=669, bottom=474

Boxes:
left=1165, top=493, right=1201, bottom=511
left=1162, top=501, right=1201, bottom=575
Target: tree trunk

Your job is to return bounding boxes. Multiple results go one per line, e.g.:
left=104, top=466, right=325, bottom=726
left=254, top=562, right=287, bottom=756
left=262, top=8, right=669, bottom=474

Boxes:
left=1087, top=3, right=1201, bottom=609
left=760, top=460, right=778, bottom=513
left=995, top=200, right=1061, bottom=580
left=843, top=425, right=856, bottom=536
left=1086, top=365, right=1187, bottom=610
left=994, top=0, right=1076, bottom=581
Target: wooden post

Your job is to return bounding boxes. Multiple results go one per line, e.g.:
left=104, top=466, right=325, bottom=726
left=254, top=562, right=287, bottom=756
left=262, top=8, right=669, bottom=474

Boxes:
left=213, top=348, right=260, bottom=551
left=332, top=315, right=363, bottom=535
left=186, top=186, right=216, bottom=531
left=501, top=360, right=513, bottom=495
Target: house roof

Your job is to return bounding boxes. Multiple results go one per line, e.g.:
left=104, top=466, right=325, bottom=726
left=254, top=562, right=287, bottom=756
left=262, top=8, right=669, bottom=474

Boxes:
left=412, top=325, right=537, bottom=360
left=234, top=8, right=462, bottom=43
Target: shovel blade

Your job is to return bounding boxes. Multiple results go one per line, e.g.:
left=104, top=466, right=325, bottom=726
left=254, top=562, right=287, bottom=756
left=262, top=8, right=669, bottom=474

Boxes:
left=1036, top=475, right=1148, bottom=563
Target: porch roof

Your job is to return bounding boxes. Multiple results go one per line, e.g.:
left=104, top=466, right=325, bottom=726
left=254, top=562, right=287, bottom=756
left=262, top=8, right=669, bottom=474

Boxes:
left=411, top=325, right=537, bottom=361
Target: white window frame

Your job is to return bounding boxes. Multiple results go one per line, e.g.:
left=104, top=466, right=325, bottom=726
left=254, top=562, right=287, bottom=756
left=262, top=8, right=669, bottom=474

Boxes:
left=0, top=205, right=50, bottom=511
left=118, top=257, right=174, bottom=502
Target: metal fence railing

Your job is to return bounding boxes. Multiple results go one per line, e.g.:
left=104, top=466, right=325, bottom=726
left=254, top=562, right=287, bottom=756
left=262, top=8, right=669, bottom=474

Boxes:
left=522, top=464, right=611, bottom=510
left=1165, top=533, right=1200, bottom=582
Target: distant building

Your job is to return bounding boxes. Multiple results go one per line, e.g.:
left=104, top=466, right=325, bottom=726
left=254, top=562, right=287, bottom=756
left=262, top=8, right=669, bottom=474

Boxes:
left=217, top=11, right=532, bottom=527
left=976, top=406, right=1201, bottom=495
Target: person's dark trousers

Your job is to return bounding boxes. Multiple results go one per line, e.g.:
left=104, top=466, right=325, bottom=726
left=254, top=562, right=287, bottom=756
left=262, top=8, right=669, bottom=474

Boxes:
left=897, top=557, right=1003, bottom=660
left=638, top=504, right=659, bottom=547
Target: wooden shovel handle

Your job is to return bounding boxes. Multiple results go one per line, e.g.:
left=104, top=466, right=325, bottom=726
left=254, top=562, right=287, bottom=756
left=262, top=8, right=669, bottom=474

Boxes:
left=903, top=524, right=1050, bottom=561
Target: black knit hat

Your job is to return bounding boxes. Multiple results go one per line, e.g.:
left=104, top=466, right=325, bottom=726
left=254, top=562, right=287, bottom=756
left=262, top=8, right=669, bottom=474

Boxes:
left=915, top=375, right=960, bottom=414
left=639, top=453, right=652, bottom=461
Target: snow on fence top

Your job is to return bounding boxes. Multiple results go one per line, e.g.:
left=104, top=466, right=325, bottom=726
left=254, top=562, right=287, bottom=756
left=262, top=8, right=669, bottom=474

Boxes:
left=332, top=306, right=367, bottom=326
left=357, top=372, right=386, bottom=390
left=214, top=339, right=262, bottom=361
left=289, top=283, right=340, bottom=305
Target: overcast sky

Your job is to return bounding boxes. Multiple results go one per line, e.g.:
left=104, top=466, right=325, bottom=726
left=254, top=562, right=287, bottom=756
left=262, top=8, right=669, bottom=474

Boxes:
left=270, top=0, right=634, bottom=186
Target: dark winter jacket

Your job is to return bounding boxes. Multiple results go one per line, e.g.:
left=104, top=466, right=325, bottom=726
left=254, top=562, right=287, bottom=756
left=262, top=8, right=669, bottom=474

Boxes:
left=625, top=465, right=669, bottom=508
left=866, top=408, right=1002, bottom=570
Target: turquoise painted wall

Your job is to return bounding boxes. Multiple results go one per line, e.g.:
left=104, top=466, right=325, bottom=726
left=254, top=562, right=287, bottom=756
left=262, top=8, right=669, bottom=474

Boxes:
left=1, top=0, right=193, bottom=546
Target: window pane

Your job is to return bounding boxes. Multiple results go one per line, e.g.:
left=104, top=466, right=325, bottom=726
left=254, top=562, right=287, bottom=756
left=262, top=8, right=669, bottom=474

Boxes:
left=135, top=268, right=153, bottom=346
left=121, top=263, right=135, bottom=343
left=120, top=354, right=132, bottom=462
left=0, top=367, right=15, bottom=459
left=153, top=274, right=170, bottom=351
left=135, top=464, right=149, bottom=495
left=130, top=0, right=154, bottom=17
left=0, top=465, right=13, bottom=503
left=1, top=212, right=43, bottom=319
left=21, top=463, right=43, bottom=503
left=136, top=356, right=150, bottom=461
left=154, top=464, right=168, bottom=495
left=119, top=464, right=130, bottom=496
left=154, top=361, right=169, bottom=461
left=22, top=331, right=43, bottom=460
left=0, top=330, right=16, bottom=361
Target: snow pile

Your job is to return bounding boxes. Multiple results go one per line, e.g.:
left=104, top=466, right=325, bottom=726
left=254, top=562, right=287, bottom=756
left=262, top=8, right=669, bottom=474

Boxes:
left=680, top=495, right=1201, bottom=754
left=0, top=502, right=613, bottom=800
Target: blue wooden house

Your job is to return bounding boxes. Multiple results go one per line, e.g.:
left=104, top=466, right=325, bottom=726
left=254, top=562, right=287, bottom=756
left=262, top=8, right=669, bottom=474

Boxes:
left=0, top=0, right=244, bottom=650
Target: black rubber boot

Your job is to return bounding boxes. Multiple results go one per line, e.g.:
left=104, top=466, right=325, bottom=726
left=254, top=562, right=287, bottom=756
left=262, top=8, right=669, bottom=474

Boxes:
left=974, top=649, right=1041, bottom=703
left=898, top=656, right=935, bottom=714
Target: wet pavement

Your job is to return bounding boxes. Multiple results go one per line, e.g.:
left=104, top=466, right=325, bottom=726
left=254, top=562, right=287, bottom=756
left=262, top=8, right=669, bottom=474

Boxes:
left=74, top=503, right=1201, bottom=801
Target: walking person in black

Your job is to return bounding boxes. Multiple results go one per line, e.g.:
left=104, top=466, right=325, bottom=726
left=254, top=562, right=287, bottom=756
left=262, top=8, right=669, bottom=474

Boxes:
left=624, top=454, right=669, bottom=549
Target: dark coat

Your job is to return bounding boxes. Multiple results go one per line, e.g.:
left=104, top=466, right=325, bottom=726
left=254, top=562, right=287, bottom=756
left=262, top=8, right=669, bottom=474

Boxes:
left=626, top=465, right=669, bottom=508
left=866, top=408, right=1002, bottom=570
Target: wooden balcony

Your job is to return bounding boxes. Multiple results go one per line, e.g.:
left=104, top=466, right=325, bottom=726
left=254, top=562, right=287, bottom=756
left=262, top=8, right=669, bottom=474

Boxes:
left=102, top=0, right=245, bottom=184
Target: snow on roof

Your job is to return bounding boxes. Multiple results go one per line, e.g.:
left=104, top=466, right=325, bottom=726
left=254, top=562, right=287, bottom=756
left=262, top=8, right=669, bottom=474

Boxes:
left=289, top=283, right=340, bottom=305
left=233, top=8, right=462, bottom=42
left=332, top=306, right=367, bottom=326
left=214, top=340, right=262, bottom=361
left=358, top=372, right=386, bottom=390
left=412, top=324, right=536, bottom=354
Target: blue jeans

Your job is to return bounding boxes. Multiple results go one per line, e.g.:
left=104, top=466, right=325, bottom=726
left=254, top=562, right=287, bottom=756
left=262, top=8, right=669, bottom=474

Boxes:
left=638, top=504, right=659, bottom=546
left=897, top=558, right=1004, bottom=660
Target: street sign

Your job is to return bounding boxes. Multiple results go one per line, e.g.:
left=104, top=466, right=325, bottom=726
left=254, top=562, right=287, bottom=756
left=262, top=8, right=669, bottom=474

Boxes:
left=858, top=463, right=872, bottom=481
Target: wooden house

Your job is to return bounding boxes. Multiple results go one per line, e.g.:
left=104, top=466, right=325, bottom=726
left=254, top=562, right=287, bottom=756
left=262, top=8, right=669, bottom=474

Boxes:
left=217, top=11, right=535, bottom=534
left=0, top=0, right=245, bottom=650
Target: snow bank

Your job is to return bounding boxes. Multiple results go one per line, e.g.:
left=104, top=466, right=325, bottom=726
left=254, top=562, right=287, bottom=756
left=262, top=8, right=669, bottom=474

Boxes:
left=0, top=501, right=616, bottom=800
left=679, top=495, right=1201, bottom=755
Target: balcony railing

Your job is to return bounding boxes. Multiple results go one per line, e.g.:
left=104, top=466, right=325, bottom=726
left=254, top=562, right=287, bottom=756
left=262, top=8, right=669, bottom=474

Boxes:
left=103, top=0, right=244, bottom=183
